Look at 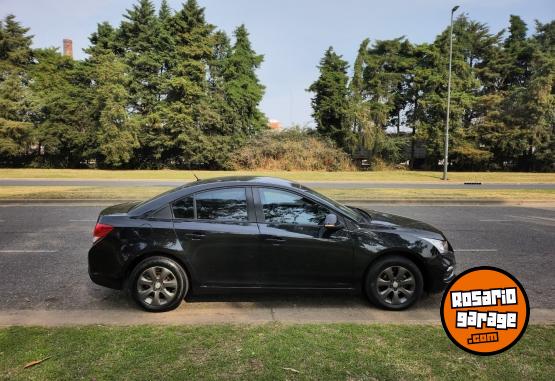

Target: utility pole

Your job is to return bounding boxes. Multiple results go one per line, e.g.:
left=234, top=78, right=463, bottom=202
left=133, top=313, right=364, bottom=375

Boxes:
left=443, top=5, right=459, bottom=180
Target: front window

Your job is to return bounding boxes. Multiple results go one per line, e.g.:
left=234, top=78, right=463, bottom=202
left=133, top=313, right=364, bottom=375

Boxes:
left=300, top=186, right=367, bottom=223
left=259, top=188, right=330, bottom=225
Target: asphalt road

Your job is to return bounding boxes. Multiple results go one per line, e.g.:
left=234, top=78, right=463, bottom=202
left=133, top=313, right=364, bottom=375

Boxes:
left=0, top=203, right=553, bottom=321
left=1, top=179, right=554, bottom=189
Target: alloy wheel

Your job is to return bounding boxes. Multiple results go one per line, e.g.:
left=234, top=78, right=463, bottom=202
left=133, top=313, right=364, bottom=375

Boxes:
left=376, top=265, right=416, bottom=306
left=136, top=266, right=178, bottom=307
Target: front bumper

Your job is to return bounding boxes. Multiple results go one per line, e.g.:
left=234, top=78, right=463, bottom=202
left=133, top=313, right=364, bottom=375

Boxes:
left=426, top=251, right=456, bottom=293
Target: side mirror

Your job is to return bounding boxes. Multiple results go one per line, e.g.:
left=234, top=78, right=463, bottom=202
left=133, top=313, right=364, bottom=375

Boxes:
left=324, top=213, right=339, bottom=229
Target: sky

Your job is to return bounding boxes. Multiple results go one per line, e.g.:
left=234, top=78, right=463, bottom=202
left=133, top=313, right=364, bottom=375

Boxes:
left=1, top=0, right=554, bottom=127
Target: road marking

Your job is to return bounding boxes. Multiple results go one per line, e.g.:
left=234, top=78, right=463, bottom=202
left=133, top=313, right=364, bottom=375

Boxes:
left=456, top=249, right=498, bottom=252
left=479, top=219, right=513, bottom=222
left=0, top=250, right=58, bottom=253
left=506, top=215, right=555, bottom=226
left=70, top=219, right=96, bottom=222
left=526, top=216, right=555, bottom=222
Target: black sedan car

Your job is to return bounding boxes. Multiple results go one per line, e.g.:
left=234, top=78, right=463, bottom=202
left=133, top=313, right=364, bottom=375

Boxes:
left=89, top=176, right=455, bottom=312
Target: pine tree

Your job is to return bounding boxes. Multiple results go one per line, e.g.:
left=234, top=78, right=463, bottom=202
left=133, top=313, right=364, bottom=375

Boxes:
left=411, top=15, right=485, bottom=168
left=507, top=15, right=527, bottom=45
left=157, top=0, right=175, bottom=103
left=0, top=15, right=34, bottom=165
left=478, top=16, right=554, bottom=169
left=113, top=0, right=176, bottom=166
left=119, top=0, right=164, bottom=115
left=360, top=38, right=414, bottom=163
left=308, top=47, right=353, bottom=152
left=168, top=0, right=214, bottom=105
left=91, top=52, right=139, bottom=167
left=0, top=15, right=33, bottom=68
left=30, top=48, right=94, bottom=167
left=87, top=22, right=119, bottom=55
left=158, top=0, right=172, bottom=22
left=222, top=25, right=266, bottom=135
left=350, top=39, right=371, bottom=151
left=165, top=0, right=215, bottom=166
left=0, top=74, right=33, bottom=162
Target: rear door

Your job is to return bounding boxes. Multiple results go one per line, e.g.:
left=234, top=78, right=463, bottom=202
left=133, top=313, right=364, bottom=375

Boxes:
left=172, top=187, right=265, bottom=287
left=254, top=187, right=354, bottom=288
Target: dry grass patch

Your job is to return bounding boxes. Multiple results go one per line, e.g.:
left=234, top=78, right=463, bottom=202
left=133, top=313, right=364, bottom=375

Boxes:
left=1, top=169, right=554, bottom=183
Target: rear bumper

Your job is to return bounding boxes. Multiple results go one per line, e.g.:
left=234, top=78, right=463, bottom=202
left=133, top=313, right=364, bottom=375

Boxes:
left=89, top=269, right=123, bottom=290
left=88, top=239, right=125, bottom=290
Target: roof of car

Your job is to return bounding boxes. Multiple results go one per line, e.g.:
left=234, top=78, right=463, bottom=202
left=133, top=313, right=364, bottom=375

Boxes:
left=191, top=176, right=302, bottom=188
left=128, top=176, right=306, bottom=216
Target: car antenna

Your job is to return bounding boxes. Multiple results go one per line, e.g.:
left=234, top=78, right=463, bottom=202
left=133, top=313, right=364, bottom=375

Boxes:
left=193, top=173, right=200, bottom=181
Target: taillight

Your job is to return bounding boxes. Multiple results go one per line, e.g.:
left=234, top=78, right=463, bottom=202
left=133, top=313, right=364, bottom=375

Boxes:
left=93, top=223, right=113, bottom=243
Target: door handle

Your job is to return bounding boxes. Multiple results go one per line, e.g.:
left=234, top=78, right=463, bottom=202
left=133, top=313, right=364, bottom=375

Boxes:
left=185, top=232, right=206, bottom=240
left=262, top=235, right=286, bottom=243
left=329, top=236, right=350, bottom=242
left=266, top=237, right=286, bottom=242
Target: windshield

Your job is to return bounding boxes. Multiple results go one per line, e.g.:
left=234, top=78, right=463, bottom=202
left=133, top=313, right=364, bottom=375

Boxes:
left=300, top=185, right=367, bottom=223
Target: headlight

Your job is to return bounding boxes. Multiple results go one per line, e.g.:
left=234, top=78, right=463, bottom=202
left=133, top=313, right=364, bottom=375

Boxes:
left=422, top=238, right=449, bottom=254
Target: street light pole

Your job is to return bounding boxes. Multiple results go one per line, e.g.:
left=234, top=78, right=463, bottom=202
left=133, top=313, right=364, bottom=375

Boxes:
left=443, top=5, right=459, bottom=181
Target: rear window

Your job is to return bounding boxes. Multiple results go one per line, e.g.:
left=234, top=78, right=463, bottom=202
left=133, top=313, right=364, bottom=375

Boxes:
left=172, top=188, right=248, bottom=222
left=172, top=196, right=194, bottom=219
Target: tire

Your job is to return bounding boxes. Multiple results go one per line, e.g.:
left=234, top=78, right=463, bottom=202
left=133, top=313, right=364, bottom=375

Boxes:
left=129, top=256, right=188, bottom=312
left=365, top=255, right=423, bottom=310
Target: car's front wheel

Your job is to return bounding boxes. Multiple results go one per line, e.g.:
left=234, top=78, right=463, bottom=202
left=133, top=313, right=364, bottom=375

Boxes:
left=129, top=256, right=188, bottom=312
left=365, top=255, right=423, bottom=310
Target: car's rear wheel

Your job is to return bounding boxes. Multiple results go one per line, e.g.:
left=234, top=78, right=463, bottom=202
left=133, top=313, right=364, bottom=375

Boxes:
left=129, top=256, right=188, bottom=312
left=365, top=255, right=423, bottom=310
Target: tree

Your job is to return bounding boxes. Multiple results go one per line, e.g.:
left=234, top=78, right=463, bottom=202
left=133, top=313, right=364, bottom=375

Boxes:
left=92, top=53, right=139, bottom=167
left=308, top=47, right=353, bottom=152
left=87, top=22, right=119, bottom=55
left=0, top=14, right=33, bottom=68
left=0, top=15, right=34, bottom=165
left=165, top=0, right=215, bottom=166
left=115, top=0, right=176, bottom=166
left=411, top=16, right=487, bottom=168
left=119, top=0, right=166, bottom=115
left=477, top=16, right=554, bottom=169
left=222, top=25, right=266, bottom=135
left=357, top=37, right=414, bottom=164
left=0, top=75, right=33, bottom=163
left=30, top=49, right=95, bottom=167
left=350, top=39, right=374, bottom=151
left=507, top=15, right=527, bottom=45
left=86, top=23, right=139, bottom=167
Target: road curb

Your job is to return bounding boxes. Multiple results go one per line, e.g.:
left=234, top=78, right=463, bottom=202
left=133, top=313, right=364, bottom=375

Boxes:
left=0, top=308, right=553, bottom=327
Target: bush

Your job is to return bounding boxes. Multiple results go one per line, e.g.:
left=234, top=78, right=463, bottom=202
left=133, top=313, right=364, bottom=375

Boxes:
left=228, top=127, right=354, bottom=171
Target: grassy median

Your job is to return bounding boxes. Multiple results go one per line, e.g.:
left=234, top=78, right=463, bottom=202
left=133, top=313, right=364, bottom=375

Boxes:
left=1, top=169, right=555, bottom=183
left=0, top=324, right=553, bottom=380
left=0, top=186, right=553, bottom=203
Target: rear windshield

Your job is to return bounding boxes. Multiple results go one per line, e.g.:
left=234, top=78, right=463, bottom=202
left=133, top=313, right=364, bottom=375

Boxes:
left=130, top=184, right=191, bottom=211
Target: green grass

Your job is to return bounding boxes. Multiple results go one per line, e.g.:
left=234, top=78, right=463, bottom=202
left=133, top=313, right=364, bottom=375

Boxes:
left=1, top=168, right=554, bottom=183
left=0, top=186, right=553, bottom=202
left=0, top=324, right=553, bottom=380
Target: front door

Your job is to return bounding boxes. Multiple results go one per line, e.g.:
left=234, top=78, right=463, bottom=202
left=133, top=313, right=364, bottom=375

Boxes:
left=254, top=187, right=353, bottom=288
